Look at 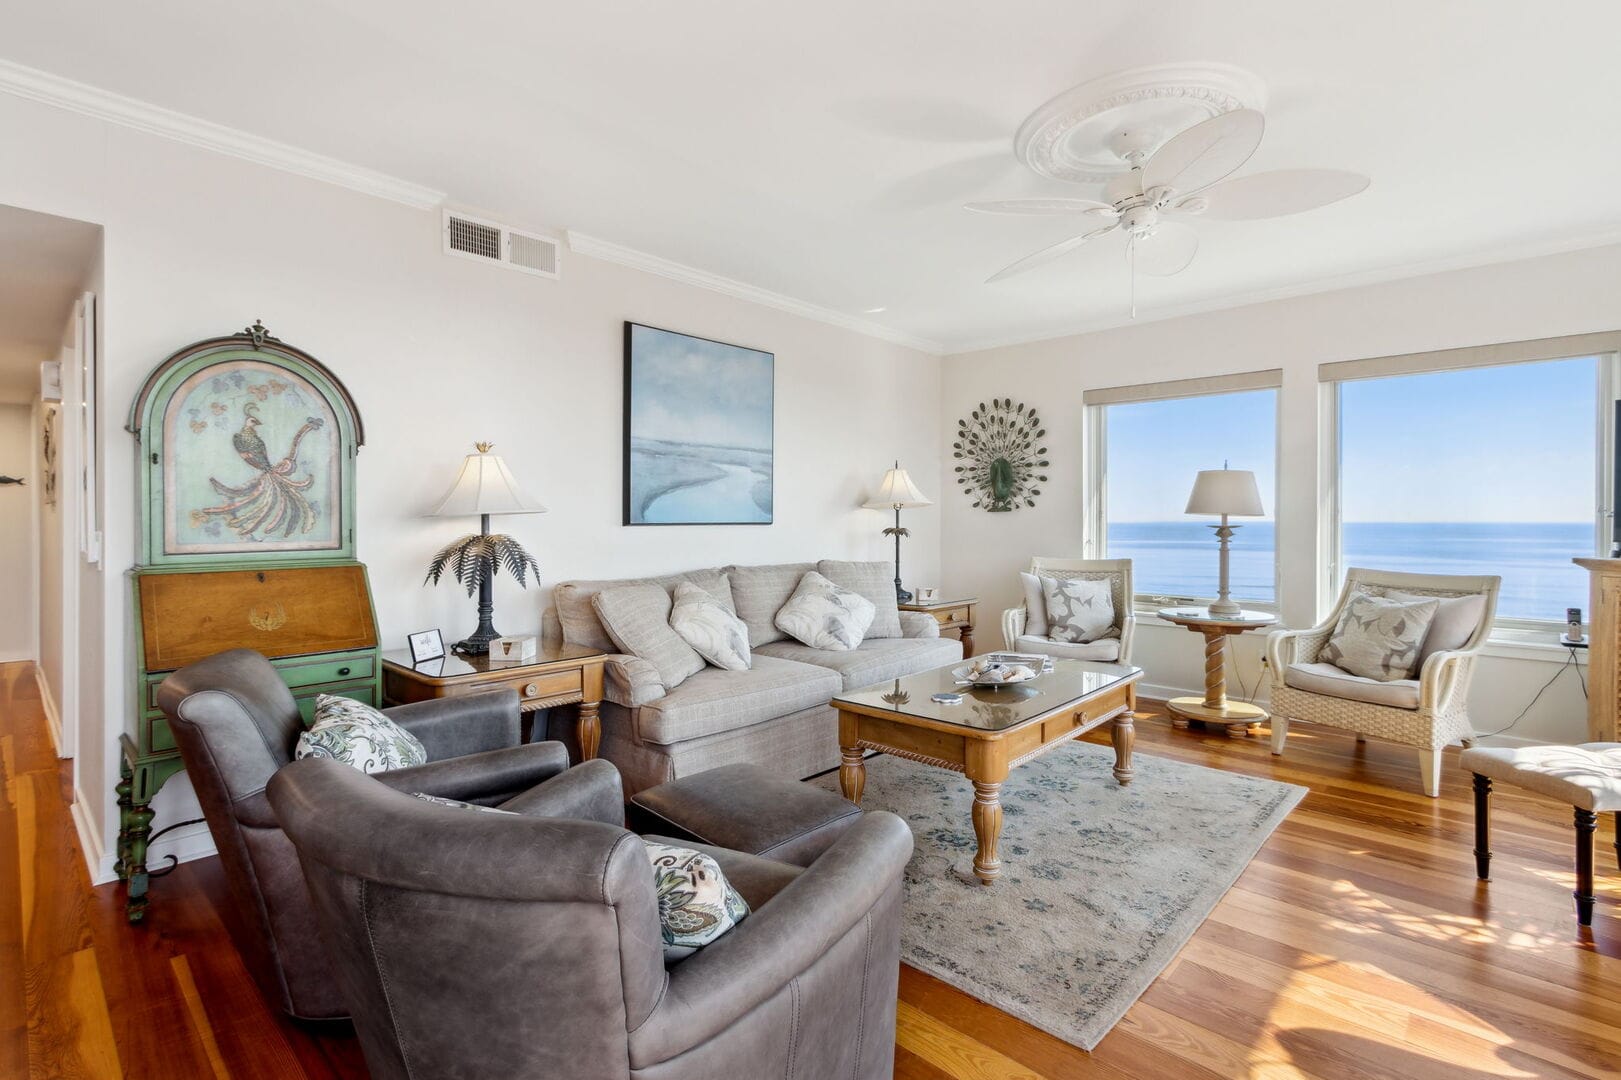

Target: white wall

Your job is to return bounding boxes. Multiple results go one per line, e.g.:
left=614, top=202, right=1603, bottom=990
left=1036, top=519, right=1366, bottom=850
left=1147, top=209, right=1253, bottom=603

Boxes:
left=0, top=91, right=942, bottom=881
left=942, top=243, right=1621, bottom=747
left=0, top=403, right=36, bottom=661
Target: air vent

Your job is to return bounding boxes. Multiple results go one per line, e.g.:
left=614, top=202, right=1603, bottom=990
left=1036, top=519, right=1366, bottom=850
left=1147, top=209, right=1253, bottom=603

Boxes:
left=442, top=209, right=560, bottom=279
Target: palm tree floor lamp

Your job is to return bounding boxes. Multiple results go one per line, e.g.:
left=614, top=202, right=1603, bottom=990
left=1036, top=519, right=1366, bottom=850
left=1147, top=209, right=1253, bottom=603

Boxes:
left=426, top=442, right=547, bottom=655
left=863, top=461, right=932, bottom=603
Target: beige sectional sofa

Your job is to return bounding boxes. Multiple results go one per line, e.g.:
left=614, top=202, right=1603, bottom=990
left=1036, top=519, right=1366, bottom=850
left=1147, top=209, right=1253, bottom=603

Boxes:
left=540, top=560, right=963, bottom=794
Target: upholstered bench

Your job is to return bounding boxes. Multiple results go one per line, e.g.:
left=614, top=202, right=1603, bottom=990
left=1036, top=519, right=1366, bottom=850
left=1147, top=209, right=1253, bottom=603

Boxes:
left=1460, top=743, right=1621, bottom=926
left=628, top=762, right=863, bottom=867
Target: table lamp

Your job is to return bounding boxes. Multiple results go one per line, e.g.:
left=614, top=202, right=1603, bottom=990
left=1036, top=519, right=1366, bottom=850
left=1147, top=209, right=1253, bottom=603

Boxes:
left=1184, top=464, right=1264, bottom=616
left=426, top=442, right=547, bottom=655
left=863, top=461, right=932, bottom=603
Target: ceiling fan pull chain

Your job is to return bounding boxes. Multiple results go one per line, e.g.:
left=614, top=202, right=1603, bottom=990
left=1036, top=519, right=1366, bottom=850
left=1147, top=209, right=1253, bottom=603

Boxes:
left=1128, top=236, right=1137, bottom=319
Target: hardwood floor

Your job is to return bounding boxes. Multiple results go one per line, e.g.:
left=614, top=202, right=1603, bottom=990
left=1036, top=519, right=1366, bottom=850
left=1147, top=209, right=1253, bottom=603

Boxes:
left=4, top=657, right=1618, bottom=1078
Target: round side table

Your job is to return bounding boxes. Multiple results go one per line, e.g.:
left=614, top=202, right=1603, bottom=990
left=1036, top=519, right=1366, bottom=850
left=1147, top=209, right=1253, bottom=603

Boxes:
left=1157, top=607, right=1278, bottom=736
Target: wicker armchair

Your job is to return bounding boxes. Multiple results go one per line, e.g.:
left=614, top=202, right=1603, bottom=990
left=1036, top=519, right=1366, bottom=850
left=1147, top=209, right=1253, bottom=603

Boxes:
left=1266, top=568, right=1500, bottom=797
left=1001, top=557, right=1135, bottom=664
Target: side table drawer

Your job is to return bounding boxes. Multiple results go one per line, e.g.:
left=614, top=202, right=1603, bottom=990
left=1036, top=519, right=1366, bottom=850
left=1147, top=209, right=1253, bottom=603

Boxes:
left=932, top=605, right=972, bottom=626
left=502, top=668, right=585, bottom=709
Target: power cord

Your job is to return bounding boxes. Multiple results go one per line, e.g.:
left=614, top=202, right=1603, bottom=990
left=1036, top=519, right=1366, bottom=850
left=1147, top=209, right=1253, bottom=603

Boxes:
left=1474, top=646, right=1586, bottom=741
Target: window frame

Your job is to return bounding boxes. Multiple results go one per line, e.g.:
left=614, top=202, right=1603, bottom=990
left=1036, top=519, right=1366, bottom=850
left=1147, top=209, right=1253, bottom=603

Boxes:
left=1082, top=373, right=1284, bottom=615
left=1321, top=337, right=1621, bottom=635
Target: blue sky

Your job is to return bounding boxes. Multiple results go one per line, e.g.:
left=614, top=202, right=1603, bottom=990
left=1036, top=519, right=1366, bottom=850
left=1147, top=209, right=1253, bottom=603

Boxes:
left=1107, top=356, right=1598, bottom=523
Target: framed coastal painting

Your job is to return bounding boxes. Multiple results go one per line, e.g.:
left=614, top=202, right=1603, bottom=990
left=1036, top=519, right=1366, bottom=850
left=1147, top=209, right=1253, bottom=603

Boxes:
left=623, top=322, right=774, bottom=526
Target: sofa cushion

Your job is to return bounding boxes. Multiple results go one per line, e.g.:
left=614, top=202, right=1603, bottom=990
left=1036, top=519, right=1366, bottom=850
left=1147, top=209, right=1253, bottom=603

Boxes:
left=670, top=581, right=752, bottom=671
left=756, top=636, right=963, bottom=690
left=555, top=569, right=735, bottom=653
left=637, top=655, right=842, bottom=745
left=642, top=839, right=750, bottom=962
left=593, top=585, right=705, bottom=690
left=1320, top=593, right=1439, bottom=681
left=775, top=571, right=876, bottom=651
left=295, top=695, right=427, bottom=774
left=1014, top=635, right=1121, bottom=662
left=1284, top=661, right=1420, bottom=709
left=725, top=562, right=815, bottom=647
left=1042, top=575, right=1115, bottom=644
left=1380, top=588, right=1488, bottom=668
left=817, top=560, right=902, bottom=639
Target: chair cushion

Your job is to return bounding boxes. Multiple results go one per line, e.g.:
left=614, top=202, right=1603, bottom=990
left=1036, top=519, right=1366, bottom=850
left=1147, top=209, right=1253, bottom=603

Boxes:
left=774, top=571, right=875, bottom=651
left=1042, top=575, right=1114, bottom=644
left=1459, top=743, right=1621, bottom=811
left=637, top=656, right=842, bottom=745
left=1019, top=572, right=1050, bottom=637
left=641, top=839, right=750, bottom=962
left=1381, top=589, right=1488, bottom=667
left=295, top=695, right=428, bottom=774
left=725, top=562, right=816, bottom=647
left=1015, top=634, right=1120, bottom=662
left=1320, top=593, right=1439, bottom=681
left=817, top=559, right=902, bottom=638
left=1284, top=662, right=1420, bottom=709
left=593, top=584, right=705, bottom=691
left=755, top=636, right=963, bottom=690
left=670, top=581, right=752, bottom=671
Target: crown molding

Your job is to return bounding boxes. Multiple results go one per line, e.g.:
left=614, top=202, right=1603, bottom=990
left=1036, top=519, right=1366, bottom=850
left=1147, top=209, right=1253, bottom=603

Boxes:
left=567, top=232, right=943, bottom=355
left=0, top=59, right=447, bottom=210
left=945, top=228, right=1621, bottom=355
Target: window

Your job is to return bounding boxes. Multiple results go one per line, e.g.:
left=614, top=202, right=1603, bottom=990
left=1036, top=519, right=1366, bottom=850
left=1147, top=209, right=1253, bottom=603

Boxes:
left=1084, top=372, right=1279, bottom=608
left=1326, top=336, right=1618, bottom=628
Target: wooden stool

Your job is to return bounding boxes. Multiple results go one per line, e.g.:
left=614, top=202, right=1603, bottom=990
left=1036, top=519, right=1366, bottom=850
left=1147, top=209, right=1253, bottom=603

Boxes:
left=1460, top=743, right=1621, bottom=926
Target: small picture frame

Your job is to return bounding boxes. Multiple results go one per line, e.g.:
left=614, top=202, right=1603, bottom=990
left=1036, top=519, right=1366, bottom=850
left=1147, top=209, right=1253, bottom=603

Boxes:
left=408, top=628, right=446, bottom=665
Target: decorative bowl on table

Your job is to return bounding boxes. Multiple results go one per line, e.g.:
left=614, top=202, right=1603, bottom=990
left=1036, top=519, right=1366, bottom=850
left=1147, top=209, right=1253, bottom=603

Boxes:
left=952, top=659, right=1039, bottom=688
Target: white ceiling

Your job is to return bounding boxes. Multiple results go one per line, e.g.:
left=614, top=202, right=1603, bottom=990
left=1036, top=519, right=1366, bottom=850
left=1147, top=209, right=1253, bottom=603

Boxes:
left=5, top=1, right=1621, bottom=352
left=0, top=205, right=99, bottom=403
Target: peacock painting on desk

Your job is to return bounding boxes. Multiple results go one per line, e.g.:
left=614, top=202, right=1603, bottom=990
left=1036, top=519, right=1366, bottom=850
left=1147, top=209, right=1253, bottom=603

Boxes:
left=161, top=359, right=342, bottom=555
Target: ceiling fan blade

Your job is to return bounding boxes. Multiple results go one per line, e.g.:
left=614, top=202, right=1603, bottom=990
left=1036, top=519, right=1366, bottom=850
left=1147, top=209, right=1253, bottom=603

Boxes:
left=987, top=226, right=1116, bottom=283
left=1130, top=222, right=1199, bottom=276
left=1142, top=109, right=1264, bottom=195
left=1194, top=169, right=1370, bottom=220
left=964, top=198, right=1117, bottom=217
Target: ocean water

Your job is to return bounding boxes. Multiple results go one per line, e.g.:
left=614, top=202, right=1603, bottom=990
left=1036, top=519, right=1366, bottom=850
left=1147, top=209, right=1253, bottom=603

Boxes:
left=1107, top=521, right=1591, bottom=621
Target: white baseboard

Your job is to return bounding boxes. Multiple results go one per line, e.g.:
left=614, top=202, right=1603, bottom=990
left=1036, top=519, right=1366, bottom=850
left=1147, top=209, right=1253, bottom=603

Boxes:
left=70, top=787, right=109, bottom=884
left=90, top=820, right=216, bottom=887
left=34, top=666, right=63, bottom=756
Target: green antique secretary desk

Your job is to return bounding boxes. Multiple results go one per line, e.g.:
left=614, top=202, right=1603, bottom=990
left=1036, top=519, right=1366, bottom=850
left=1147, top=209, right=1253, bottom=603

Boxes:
left=120, top=322, right=377, bottom=921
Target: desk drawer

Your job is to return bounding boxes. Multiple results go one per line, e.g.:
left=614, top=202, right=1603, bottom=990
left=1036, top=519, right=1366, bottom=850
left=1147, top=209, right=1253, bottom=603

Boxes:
left=277, top=651, right=376, bottom=689
left=295, top=682, right=377, bottom=726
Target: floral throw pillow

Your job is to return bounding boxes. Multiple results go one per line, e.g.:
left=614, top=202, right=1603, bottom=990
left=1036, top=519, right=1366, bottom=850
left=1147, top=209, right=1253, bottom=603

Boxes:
left=644, top=840, right=750, bottom=962
left=295, top=695, right=428, bottom=774
left=1320, top=593, right=1440, bottom=681
left=669, top=581, right=752, bottom=671
left=774, top=570, right=877, bottom=651
left=1042, top=575, right=1115, bottom=644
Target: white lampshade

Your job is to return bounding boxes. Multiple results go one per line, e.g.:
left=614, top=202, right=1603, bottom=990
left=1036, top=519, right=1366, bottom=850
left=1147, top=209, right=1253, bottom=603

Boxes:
left=862, top=463, right=932, bottom=510
left=1184, top=468, right=1264, bottom=517
left=430, top=443, right=548, bottom=517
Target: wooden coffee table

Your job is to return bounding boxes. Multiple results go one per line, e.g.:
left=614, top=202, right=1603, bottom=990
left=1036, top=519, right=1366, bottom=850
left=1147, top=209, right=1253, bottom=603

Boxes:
left=833, top=659, right=1142, bottom=885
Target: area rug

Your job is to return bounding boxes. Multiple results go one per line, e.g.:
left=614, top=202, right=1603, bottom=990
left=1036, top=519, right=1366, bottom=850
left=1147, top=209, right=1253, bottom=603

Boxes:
left=812, top=741, right=1305, bottom=1051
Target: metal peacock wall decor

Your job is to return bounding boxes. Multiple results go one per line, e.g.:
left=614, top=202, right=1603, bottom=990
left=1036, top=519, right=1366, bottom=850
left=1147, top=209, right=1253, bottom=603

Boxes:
left=952, top=398, right=1048, bottom=512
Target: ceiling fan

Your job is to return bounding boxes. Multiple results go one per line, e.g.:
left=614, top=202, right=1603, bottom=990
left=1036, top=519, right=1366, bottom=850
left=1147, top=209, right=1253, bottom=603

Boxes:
left=966, top=108, right=1369, bottom=289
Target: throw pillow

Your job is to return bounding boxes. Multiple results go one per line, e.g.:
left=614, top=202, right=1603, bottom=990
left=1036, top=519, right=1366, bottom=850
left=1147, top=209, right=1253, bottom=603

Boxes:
left=1380, top=588, right=1488, bottom=669
left=669, top=581, right=752, bottom=671
left=410, top=792, right=518, bottom=815
left=593, top=584, right=706, bottom=690
left=1042, top=576, right=1115, bottom=644
left=1320, top=593, right=1440, bottom=681
left=774, top=570, right=877, bottom=651
left=295, top=695, right=428, bottom=774
left=644, top=840, right=750, bottom=962
left=816, top=560, right=902, bottom=638
left=1019, top=571, right=1049, bottom=637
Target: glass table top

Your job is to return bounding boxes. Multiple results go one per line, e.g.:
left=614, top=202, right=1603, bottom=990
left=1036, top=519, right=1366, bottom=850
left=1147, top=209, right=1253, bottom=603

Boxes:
left=833, top=659, right=1141, bottom=732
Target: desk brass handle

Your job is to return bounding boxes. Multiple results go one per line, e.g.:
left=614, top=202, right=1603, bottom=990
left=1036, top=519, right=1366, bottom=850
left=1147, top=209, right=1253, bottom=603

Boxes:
left=524, top=683, right=540, bottom=697
left=337, top=667, right=351, bottom=677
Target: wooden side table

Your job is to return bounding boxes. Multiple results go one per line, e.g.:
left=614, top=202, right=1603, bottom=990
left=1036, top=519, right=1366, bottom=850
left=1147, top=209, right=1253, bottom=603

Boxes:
left=899, top=597, right=978, bottom=657
left=1156, top=607, right=1277, bottom=736
left=382, top=643, right=607, bottom=760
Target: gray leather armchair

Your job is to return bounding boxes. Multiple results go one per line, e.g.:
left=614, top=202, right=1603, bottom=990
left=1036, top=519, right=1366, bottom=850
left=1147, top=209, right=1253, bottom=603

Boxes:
left=268, top=754, right=913, bottom=1080
left=156, top=647, right=573, bottom=1019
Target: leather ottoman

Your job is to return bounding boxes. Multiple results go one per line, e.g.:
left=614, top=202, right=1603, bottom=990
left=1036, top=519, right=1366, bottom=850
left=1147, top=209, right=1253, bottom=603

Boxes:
left=628, top=763, right=862, bottom=867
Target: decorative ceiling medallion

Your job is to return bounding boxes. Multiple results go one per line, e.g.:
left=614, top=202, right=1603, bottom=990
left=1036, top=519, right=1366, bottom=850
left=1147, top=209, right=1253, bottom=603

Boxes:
left=953, top=399, right=1048, bottom=512
left=1015, top=62, right=1267, bottom=184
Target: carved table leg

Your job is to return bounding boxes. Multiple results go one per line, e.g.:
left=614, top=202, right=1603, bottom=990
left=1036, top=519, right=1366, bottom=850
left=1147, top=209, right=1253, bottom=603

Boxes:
left=125, top=791, right=156, bottom=924
left=1575, top=807, right=1597, bottom=927
left=959, top=624, right=975, bottom=659
left=577, top=701, right=601, bottom=762
left=971, top=780, right=1003, bottom=885
left=839, top=746, right=866, bottom=806
left=115, top=760, right=134, bottom=881
left=1111, top=711, right=1135, bottom=785
left=1471, top=774, right=1491, bottom=880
